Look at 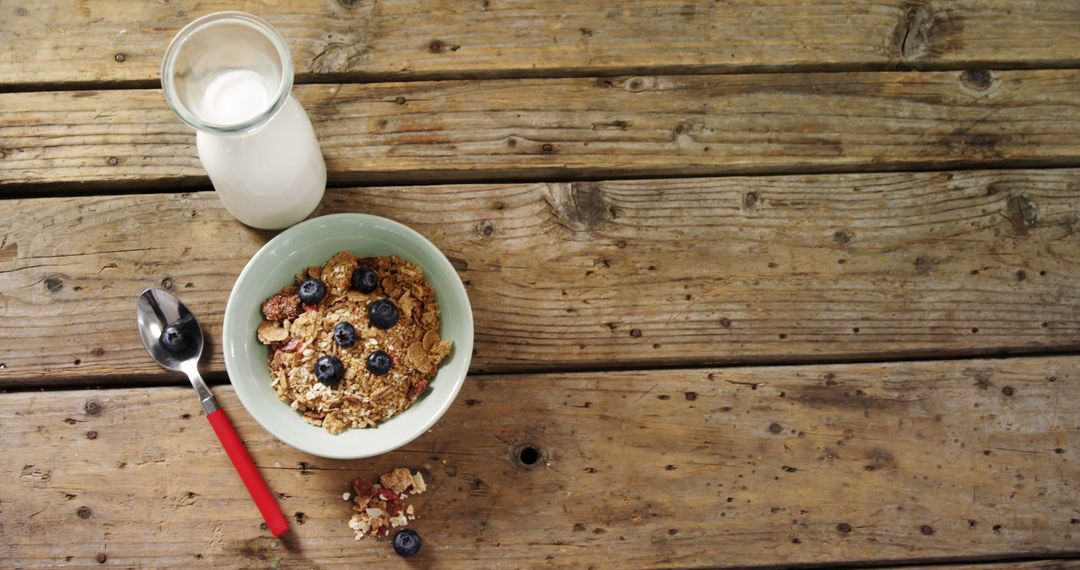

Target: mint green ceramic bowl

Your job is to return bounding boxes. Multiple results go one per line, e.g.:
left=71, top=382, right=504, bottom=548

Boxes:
left=223, top=214, right=473, bottom=459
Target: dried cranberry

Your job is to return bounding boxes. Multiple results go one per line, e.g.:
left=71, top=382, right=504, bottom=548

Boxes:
left=408, top=379, right=429, bottom=400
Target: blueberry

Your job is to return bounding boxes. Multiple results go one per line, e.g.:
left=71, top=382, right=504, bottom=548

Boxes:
left=333, top=322, right=357, bottom=347
left=298, top=279, right=326, bottom=305
left=351, top=267, right=378, bottom=294
left=314, top=355, right=345, bottom=386
left=368, top=299, right=399, bottom=329
left=393, top=529, right=421, bottom=557
left=159, top=322, right=190, bottom=353
left=366, top=350, right=392, bottom=376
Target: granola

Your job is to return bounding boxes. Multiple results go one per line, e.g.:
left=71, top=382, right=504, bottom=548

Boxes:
left=346, top=468, right=427, bottom=539
left=257, top=252, right=452, bottom=434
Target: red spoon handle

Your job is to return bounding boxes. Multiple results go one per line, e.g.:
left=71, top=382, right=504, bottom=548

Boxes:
left=207, top=408, right=289, bottom=537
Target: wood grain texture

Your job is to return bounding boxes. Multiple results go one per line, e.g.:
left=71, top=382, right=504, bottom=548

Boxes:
left=2, top=170, right=1079, bottom=386
left=1, top=1, right=1079, bottom=87
left=2, top=357, right=1078, bottom=568
left=4, top=70, right=1080, bottom=190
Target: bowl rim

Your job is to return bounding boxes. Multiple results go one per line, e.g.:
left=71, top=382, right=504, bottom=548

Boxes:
left=222, top=213, right=473, bottom=459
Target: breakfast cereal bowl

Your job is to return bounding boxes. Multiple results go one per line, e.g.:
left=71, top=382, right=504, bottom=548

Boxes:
left=223, top=213, right=473, bottom=459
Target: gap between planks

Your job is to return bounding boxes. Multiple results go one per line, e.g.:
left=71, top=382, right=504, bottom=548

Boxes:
left=6, top=160, right=1080, bottom=202
left=4, top=60, right=1080, bottom=95
left=4, top=350, right=1080, bottom=395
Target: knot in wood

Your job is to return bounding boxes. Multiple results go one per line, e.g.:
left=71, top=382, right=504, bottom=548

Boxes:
left=961, top=69, right=993, bottom=90
left=1005, top=194, right=1038, bottom=235
left=544, top=182, right=611, bottom=232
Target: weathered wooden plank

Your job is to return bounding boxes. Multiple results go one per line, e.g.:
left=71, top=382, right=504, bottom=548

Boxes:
left=3, top=70, right=1080, bottom=190
left=2, top=1, right=1079, bottom=88
left=2, top=169, right=1079, bottom=386
left=2, top=357, right=1077, bottom=568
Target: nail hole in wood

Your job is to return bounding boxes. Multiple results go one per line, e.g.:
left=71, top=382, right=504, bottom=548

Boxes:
left=515, top=444, right=541, bottom=468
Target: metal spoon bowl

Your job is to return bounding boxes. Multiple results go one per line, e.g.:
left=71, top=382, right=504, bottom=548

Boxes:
left=136, top=288, right=214, bottom=412
left=136, top=288, right=203, bottom=368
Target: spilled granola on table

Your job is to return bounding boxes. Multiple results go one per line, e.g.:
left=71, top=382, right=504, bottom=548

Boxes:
left=345, top=468, right=427, bottom=539
left=257, top=252, right=452, bottom=434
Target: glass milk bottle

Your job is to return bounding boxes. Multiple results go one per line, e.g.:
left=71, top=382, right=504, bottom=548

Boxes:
left=161, top=12, right=326, bottom=229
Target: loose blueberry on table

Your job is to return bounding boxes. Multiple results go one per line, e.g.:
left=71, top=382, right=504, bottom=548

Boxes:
left=368, top=299, right=399, bottom=329
left=314, top=354, right=345, bottom=386
left=159, top=322, right=190, bottom=353
left=366, top=350, right=392, bottom=375
left=333, top=322, right=357, bottom=347
left=393, top=529, right=421, bottom=557
left=351, top=267, right=378, bottom=294
left=298, top=278, right=327, bottom=305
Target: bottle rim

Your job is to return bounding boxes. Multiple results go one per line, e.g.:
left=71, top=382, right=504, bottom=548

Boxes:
left=161, top=11, right=294, bottom=135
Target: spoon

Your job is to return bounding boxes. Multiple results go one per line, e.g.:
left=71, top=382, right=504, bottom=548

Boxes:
left=136, top=288, right=289, bottom=537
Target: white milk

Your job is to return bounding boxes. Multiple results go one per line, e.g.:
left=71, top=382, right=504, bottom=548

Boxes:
left=194, top=69, right=326, bottom=230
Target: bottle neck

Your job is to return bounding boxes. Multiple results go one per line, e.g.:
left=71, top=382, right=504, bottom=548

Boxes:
left=161, top=12, right=294, bottom=135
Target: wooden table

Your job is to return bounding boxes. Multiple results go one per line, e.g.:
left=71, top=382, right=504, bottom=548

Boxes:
left=3, top=1, right=1080, bottom=568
